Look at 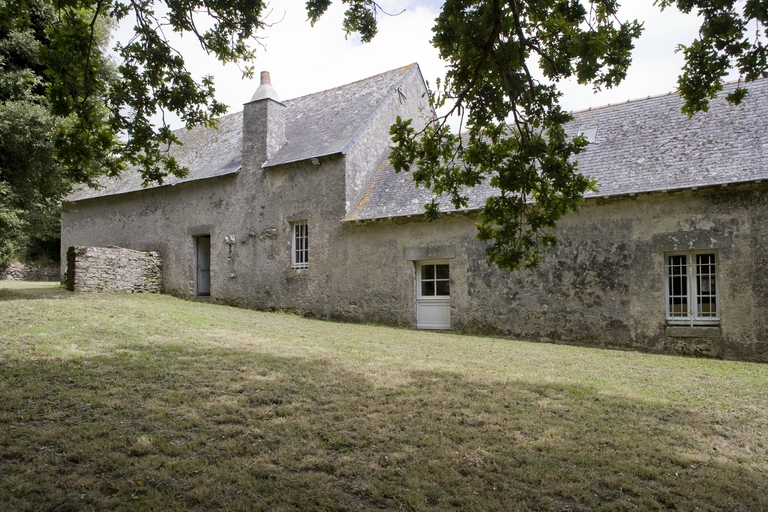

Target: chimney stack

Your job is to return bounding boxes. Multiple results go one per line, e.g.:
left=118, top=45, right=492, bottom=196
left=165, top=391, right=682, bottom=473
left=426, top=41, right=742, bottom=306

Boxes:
left=243, top=71, right=286, bottom=168
left=251, top=71, right=280, bottom=102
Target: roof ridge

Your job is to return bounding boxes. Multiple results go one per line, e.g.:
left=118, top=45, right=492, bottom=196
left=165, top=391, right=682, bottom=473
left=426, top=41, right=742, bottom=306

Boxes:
left=282, top=63, right=417, bottom=105
left=569, top=89, right=677, bottom=115
left=263, top=63, right=422, bottom=168
left=568, top=75, right=768, bottom=115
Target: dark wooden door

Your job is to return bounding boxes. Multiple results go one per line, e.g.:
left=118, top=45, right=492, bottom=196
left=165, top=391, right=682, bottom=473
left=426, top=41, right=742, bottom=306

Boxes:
left=197, top=235, right=210, bottom=296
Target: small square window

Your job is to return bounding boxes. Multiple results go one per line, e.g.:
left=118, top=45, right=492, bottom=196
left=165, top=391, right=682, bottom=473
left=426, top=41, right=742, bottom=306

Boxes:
left=292, top=221, right=308, bottom=269
left=419, top=263, right=450, bottom=297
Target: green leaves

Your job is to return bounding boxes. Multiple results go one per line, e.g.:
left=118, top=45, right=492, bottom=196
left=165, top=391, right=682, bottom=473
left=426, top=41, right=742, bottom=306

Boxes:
left=0, top=0, right=75, bottom=262
left=3, top=0, right=762, bottom=271
left=340, top=0, right=377, bottom=42
left=658, top=0, right=768, bottom=114
left=307, top=0, right=381, bottom=42
left=392, top=0, right=627, bottom=271
left=5, top=0, right=269, bottom=188
left=396, top=0, right=762, bottom=271
left=0, top=99, right=71, bottom=264
left=307, top=0, right=333, bottom=26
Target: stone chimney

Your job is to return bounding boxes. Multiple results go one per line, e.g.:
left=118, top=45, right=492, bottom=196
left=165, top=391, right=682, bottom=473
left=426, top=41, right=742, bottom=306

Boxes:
left=242, top=71, right=286, bottom=169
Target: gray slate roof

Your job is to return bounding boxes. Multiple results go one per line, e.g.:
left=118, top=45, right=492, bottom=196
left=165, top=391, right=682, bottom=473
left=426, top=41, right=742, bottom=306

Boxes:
left=346, top=77, right=768, bottom=221
left=67, top=110, right=244, bottom=201
left=264, top=64, right=419, bottom=167
left=67, top=64, right=420, bottom=201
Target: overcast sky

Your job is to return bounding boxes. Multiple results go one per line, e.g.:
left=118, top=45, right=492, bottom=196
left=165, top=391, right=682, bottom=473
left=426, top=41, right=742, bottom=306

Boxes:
left=118, top=0, right=734, bottom=129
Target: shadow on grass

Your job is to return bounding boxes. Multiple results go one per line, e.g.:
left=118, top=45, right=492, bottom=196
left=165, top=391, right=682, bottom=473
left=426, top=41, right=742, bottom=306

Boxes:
left=0, top=282, right=70, bottom=301
left=1, top=341, right=764, bottom=511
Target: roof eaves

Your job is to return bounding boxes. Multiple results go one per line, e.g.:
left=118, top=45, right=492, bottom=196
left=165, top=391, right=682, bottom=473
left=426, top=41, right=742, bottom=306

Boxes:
left=586, top=175, right=768, bottom=199
left=343, top=205, right=479, bottom=223
left=343, top=176, right=768, bottom=222
left=262, top=150, right=342, bottom=168
left=65, top=166, right=242, bottom=203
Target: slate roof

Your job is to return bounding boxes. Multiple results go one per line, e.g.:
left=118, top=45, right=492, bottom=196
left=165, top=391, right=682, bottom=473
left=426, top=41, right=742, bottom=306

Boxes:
left=67, top=64, right=420, bottom=201
left=67, top=110, right=244, bottom=201
left=264, top=64, right=419, bottom=167
left=345, top=77, right=768, bottom=221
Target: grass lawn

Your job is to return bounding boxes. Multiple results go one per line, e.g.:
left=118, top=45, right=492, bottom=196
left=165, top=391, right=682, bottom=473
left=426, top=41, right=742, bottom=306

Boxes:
left=1, top=281, right=766, bottom=511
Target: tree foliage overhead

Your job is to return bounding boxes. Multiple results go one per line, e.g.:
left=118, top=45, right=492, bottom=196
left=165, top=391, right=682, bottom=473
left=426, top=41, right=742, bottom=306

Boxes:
left=390, top=0, right=642, bottom=270
left=658, top=0, right=768, bottom=114
left=1, top=0, right=765, bottom=269
left=0, top=0, right=101, bottom=263
left=2, top=0, right=396, bottom=187
left=3, top=0, right=264, bottom=186
left=388, top=0, right=767, bottom=271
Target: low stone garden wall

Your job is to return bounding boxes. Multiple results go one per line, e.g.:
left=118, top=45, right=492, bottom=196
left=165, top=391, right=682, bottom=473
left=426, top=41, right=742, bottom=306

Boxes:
left=0, top=262, right=60, bottom=281
left=66, top=246, right=162, bottom=293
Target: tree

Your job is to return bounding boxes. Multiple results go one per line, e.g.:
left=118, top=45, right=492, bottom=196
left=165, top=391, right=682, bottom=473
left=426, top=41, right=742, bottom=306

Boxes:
left=0, top=100, right=65, bottom=263
left=0, top=0, right=104, bottom=263
left=0, top=0, right=246, bottom=263
left=1, top=0, right=765, bottom=269
left=389, top=0, right=768, bottom=270
left=659, top=0, right=768, bottom=114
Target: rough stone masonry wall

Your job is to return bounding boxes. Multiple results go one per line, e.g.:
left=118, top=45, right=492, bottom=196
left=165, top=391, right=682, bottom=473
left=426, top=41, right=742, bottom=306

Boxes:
left=66, top=246, right=162, bottom=293
left=0, top=262, right=60, bottom=281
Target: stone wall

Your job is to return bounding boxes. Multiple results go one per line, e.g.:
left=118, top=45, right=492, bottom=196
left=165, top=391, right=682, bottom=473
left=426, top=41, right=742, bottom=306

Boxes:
left=0, top=262, right=60, bottom=281
left=66, top=246, right=162, bottom=293
left=59, top=66, right=768, bottom=361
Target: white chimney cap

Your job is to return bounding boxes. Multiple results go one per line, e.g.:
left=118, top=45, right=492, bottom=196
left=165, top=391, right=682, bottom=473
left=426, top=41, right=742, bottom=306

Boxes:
left=251, top=71, right=279, bottom=102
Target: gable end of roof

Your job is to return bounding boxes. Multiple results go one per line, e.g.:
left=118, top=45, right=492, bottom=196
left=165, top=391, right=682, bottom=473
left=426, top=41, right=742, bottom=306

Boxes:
left=340, top=64, right=420, bottom=156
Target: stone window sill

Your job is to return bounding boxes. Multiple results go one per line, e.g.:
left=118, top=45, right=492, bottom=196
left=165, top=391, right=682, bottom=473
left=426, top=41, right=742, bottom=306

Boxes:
left=665, top=326, right=721, bottom=338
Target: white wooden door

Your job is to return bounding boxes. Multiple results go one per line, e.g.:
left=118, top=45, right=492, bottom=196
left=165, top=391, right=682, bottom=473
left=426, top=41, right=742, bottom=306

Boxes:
left=416, top=261, right=450, bottom=329
left=197, top=235, right=211, bottom=296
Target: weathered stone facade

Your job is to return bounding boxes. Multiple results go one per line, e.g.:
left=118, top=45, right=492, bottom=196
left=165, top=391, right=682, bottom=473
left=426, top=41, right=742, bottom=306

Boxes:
left=66, top=246, right=162, bottom=293
left=0, top=262, right=59, bottom=281
left=61, top=64, right=768, bottom=361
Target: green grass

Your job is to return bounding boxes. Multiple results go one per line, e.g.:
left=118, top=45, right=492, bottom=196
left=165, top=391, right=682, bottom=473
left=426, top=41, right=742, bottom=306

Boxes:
left=1, top=281, right=767, bottom=511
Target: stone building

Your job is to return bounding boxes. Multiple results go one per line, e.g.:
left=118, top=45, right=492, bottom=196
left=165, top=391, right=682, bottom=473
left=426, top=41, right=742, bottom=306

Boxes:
left=62, top=63, right=768, bottom=360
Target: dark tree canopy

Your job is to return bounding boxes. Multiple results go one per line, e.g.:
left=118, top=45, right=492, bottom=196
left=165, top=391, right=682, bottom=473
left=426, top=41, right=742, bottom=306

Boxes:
left=390, top=0, right=767, bottom=270
left=0, top=0, right=106, bottom=262
left=390, top=0, right=642, bottom=270
left=1, top=0, right=765, bottom=268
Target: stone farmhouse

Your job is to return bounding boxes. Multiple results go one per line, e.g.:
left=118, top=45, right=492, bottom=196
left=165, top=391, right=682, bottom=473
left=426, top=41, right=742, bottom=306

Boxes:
left=62, top=63, right=768, bottom=361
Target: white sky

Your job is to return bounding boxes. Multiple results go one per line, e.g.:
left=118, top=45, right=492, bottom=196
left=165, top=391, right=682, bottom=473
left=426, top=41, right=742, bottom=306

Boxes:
left=117, top=0, right=737, bottom=129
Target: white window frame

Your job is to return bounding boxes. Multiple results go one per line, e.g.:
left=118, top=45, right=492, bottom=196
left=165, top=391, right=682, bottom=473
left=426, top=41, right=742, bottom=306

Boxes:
left=291, top=221, right=308, bottom=269
left=664, top=251, right=719, bottom=326
left=417, top=261, right=451, bottom=298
